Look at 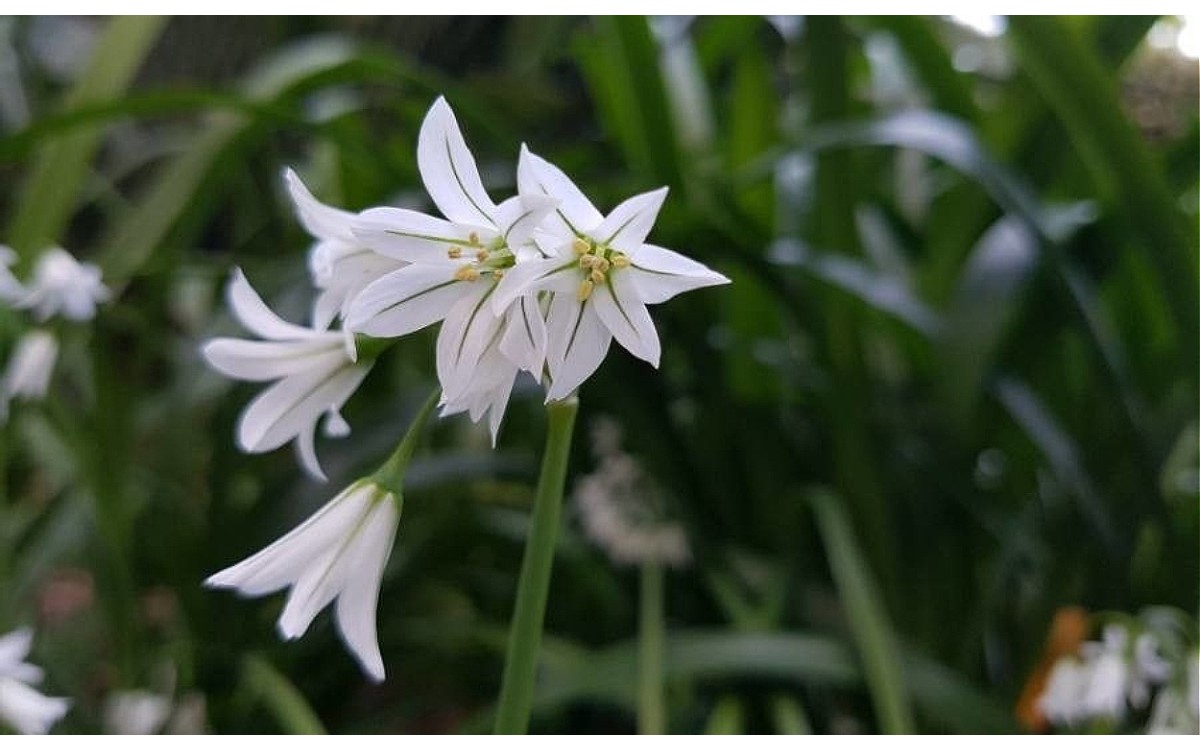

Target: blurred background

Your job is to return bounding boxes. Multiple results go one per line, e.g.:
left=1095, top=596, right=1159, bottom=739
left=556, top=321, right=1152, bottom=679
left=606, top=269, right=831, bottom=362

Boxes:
left=0, top=15, right=1196, bottom=734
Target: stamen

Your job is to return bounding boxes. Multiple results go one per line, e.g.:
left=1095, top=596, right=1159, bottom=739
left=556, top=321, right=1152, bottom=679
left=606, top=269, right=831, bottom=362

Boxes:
left=591, top=269, right=606, bottom=285
left=454, top=265, right=481, bottom=282
left=577, top=279, right=594, bottom=301
left=476, top=249, right=490, bottom=262
left=579, top=253, right=597, bottom=268
left=492, top=268, right=506, bottom=279
left=573, top=238, right=591, bottom=256
left=468, top=232, right=481, bottom=246
left=611, top=253, right=630, bottom=268
left=447, top=246, right=462, bottom=259
left=594, top=257, right=611, bottom=273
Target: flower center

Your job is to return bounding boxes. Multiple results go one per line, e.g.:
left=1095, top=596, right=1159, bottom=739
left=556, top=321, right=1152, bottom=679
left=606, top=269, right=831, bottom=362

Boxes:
left=448, top=232, right=515, bottom=282
left=573, top=238, right=629, bottom=301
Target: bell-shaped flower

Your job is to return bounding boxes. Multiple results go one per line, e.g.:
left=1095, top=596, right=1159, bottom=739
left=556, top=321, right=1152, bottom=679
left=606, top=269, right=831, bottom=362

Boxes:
left=14, top=247, right=109, bottom=322
left=1, top=329, right=59, bottom=421
left=283, top=168, right=405, bottom=330
left=493, top=146, right=730, bottom=401
left=205, top=478, right=400, bottom=682
left=202, top=269, right=371, bottom=481
left=0, top=628, right=70, bottom=735
left=346, top=97, right=555, bottom=401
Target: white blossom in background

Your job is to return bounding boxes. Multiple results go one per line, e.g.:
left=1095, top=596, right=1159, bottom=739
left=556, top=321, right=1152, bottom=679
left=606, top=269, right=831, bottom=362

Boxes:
left=206, top=478, right=400, bottom=682
left=1148, top=648, right=1199, bottom=734
left=103, top=690, right=172, bottom=735
left=0, top=245, right=25, bottom=303
left=15, top=246, right=109, bottom=322
left=0, top=628, right=70, bottom=735
left=283, top=168, right=405, bottom=330
left=573, top=418, right=690, bottom=568
left=1, top=329, right=58, bottom=420
left=347, top=97, right=556, bottom=412
left=493, top=145, right=729, bottom=401
left=1039, top=657, right=1092, bottom=728
left=202, top=269, right=371, bottom=481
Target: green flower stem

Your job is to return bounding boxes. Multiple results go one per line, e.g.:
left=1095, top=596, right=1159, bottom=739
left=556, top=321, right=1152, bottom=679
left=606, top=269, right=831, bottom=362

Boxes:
left=371, top=388, right=441, bottom=495
left=494, top=396, right=579, bottom=734
left=639, top=559, right=666, bottom=734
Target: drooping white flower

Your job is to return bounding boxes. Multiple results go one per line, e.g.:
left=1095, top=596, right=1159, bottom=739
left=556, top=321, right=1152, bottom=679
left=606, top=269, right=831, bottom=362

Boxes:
left=0, top=628, right=70, bottom=735
left=1, top=329, right=59, bottom=419
left=493, top=145, right=730, bottom=401
left=0, top=245, right=25, bottom=303
left=283, top=168, right=405, bottom=330
left=202, top=269, right=371, bottom=481
left=347, top=97, right=555, bottom=407
left=205, top=478, right=400, bottom=682
left=15, top=246, right=109, bottom=322
left=437, top=344, right=520, bottom=446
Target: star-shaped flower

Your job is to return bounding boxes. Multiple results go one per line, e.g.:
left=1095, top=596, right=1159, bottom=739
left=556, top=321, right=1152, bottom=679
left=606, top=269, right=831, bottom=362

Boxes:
left=0, top=628, right=70, bottom=735
left=203, top=269, right=371, bottom=480
left=493, top=146, right=730, bottom=401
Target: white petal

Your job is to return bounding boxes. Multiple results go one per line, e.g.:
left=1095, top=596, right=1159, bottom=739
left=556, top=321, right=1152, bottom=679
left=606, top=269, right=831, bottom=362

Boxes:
left=518, top=145, right=604, bottom=236
left=592, top=273, right=661, bottom=366
left=283, top=167, right=356, bottom=241
left=485, top=370, right=517, bottom=446
left=226, top=269, right=315, bottom=341
left=498, top=294, right=547, bottom=375
left=333, top=496, right=399, bottom=682
left=323, top=409, right=351, bottom=437
left=593, top=187, right=668, bottom=254
left=417, top=97, right=498, bottom=227
left=436, top=282, right=504, bottom=401
left=236, top=356, right=370, bottom=453
left=352, top=207, right=493, bottom=264
left=0, top=629, right=33, bottom=670
left=203, top=338, right=341, bottom=382
left=545, top=293, right=612, bottom=401
left=628, top=243, right=730, bottom=303
left=495, top=194, right=559, bottom=250
left=491, top=257, right=574, bottom=314
left=0, top=677, right=70, bottom=734
left=294, top=426, right=327, bottom=482
left=344, top=264, right=468, bottom=338
left=205, top=484, right=369, bottom=596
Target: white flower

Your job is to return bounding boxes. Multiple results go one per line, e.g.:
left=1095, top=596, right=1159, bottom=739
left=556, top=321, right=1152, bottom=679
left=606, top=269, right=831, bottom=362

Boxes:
left=205, top=478, right=400, bottom=682
left=347, top=97, right=556, bottom=406
left=1, top=329, right=59, bottom=419
left=0, top=245, right=26, bottom=303
left=1038, top=657, right=1091, bottom=727
left=103, top=690, right=172, bottom=735
left=283, top=168, right=405, bottom=330
left=0, top=628, right=70, bottom=735
left=202, top=269, right=371, bottom=481
left=15, top=247, right=109, bottom=322
left=437, top=345, right=520, bottom=446
left=1147, top=649, right=1199, bottom=734
left=492, top=145, right=730, bottom=401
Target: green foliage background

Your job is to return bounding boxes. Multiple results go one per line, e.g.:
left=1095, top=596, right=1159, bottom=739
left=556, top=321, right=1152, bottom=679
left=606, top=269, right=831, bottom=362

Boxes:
left=0, top=15, right=1196, bottom=733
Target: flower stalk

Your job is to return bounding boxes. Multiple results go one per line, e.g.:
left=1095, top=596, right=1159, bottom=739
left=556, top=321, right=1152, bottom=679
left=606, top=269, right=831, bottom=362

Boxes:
left=494, top=396, right=579, bottom=734
left=639, top=559, right=666, bottom=734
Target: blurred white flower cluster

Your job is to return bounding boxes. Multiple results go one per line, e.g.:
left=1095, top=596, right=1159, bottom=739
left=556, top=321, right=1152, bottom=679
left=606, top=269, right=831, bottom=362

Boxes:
left=574, top=417, right=690, bottom=568
left=0, top=245, right=109, bottom=421
left=1038, top=617, right=1199, bottom=734
left=0, top=628, right=70, bottom=734
left=204, top=96, right=726, bottom=683
left=205, top=96, right=728, bottom=481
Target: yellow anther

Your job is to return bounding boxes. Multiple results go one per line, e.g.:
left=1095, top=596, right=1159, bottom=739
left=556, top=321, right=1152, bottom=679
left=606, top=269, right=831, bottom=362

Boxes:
left=577, top=279, right=594, bottom=301
left=572, top=238, right=591, bottom=256
left=454, top=265, right=481, bottom=282
left=476, top=249, right=489, bottom=262
left=579, top=253, right=597, bottom=268
left=590, top=269, right=607, bottom=285
left=611, top=253, right=630, bottom=268
left=492, top=268, right=506, bottom=279
left=594, top=257, right=611, bottom=273
left=447, top=246, right=462, bottom=259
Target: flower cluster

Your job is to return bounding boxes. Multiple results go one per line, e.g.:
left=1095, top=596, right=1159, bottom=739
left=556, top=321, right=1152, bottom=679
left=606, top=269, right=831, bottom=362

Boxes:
left=204, top=96, right=728, bottom=682
left=206, top=96, right=727, bottom=479
left=1038, top=620, right=1199, bottom=734
left=0, top=246, right=109, bottom=421
left=0, top=628, right=70, bottom=734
